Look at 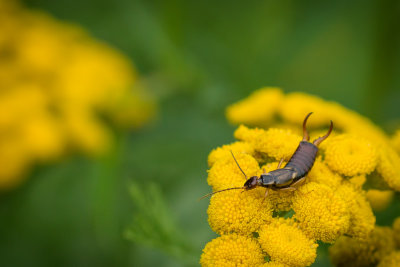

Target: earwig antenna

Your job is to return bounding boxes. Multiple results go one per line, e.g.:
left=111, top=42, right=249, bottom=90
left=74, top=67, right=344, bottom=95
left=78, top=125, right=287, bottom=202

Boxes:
left=199, top=151, right=248, bottom=200
left=302, top=112, right=313, bottom=141
left=199, top=187, right=245, bottom=200
left=313, top=120, right=333, bottom=146
left=230, top=150, right=248, bottom=179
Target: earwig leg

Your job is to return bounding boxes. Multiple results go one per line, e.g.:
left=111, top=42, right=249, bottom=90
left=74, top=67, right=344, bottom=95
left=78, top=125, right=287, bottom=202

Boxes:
left=277, top=177, right=307, bottom=195
left=290, top=176, right=306, bottom=188
left=277, top=158, right=284, bottom=169
left=260, top=189, right=269, bottom=206
left=277, top=187, right=297, bottom=192
left=278, top=186, right=306, bottom=197
left=313, top=120, right=334, bottom=146
left=302, top=112, right=313, bottom=141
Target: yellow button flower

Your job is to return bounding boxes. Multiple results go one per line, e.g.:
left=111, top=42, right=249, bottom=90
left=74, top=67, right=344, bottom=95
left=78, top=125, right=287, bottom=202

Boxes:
left=207, top=188, right=273, bottom=235
left=336, top=182, right=375, bottom=240
left=200, top=234, right=265, bottom=267
left=329, top=226, right=396, bottom=267
left=208, top=141, right=254, bottom=168
left=377, top=251, right=400, bottom=267
left=306, top=157, right=342, bottom=189
left=226, top=87, right=283, bottom=126
left=324, top=134, right=378, bottom=176
left=234, top=124, right=267, bottom=143
left=377, top=145, right=400, bottom=191
left=252, top=128, right=302, bottom=161
left=292, top=182, right=350, bottom=243
left=258, top=219, right=318, bottom=267
left=261, top=261, right=289, bottom=267
left=235, top=126, right=301, bottom=161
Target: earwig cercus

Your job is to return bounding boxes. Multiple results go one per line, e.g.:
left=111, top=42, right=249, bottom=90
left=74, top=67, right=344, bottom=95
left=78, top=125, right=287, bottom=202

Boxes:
left=200, top=112, right=333, bottom=200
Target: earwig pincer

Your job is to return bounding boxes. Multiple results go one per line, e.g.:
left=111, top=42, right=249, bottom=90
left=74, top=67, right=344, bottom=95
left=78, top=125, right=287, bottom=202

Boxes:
left=201, top=112, right=333, bottom=199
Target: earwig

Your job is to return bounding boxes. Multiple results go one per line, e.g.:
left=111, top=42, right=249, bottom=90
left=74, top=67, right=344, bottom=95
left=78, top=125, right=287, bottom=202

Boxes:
left=200, top=112, right=333, bottom=200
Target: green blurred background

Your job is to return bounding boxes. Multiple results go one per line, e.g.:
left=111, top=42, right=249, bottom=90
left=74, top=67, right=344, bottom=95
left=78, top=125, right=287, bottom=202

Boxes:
left=1, top=0, right=400, bottom=266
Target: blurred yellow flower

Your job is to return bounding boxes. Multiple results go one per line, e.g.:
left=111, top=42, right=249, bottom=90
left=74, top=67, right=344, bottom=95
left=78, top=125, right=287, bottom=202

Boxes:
left=279, top=92, right=335, bottom=128
left=377, top=251, right=400, bottom=267
left=391, top=129, right=400, bottom=154
left=348, top=174, right=367, bottom=189
left=200, top=234, right=265, bottom=267
left=226, top=87, right=283, bottom=126
left=0, top=0, right=156, bottom=188
left=329, top=226, right=396, bottom=267
left=202, top=88, right=398, bottom=266
left=393, top=217, right=400, bottom=248
left=376, top=145, right=400, bottom=191
left=366, top=189, right=394, bottom=212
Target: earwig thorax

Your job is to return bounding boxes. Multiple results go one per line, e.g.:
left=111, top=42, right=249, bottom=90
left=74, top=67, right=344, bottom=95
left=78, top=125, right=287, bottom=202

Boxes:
left=260, top=174, right=275, bottom=185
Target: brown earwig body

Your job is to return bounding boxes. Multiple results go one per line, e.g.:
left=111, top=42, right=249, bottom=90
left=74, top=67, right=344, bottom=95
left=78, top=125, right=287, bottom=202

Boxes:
left=201, top=112, right=333, bottom=200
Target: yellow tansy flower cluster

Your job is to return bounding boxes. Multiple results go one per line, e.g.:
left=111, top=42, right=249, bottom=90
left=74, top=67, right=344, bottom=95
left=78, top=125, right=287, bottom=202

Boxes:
left=0, top=0, right=156, bottom=188
left=329, top=224, right=399, bottom=267
left=201, top=88, right=399, bottom=266
left=377, top=251, right=400, bottom=267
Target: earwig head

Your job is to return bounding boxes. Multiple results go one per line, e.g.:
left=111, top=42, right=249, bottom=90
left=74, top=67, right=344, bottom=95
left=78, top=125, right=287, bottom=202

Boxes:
left=243, top=176, right=259, bottom=190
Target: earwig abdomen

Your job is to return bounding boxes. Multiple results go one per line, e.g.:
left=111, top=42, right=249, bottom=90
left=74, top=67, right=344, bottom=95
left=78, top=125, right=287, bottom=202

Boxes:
left=285, top=141, right=318, bottom=179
